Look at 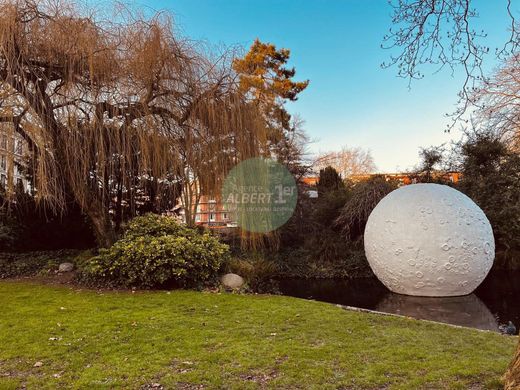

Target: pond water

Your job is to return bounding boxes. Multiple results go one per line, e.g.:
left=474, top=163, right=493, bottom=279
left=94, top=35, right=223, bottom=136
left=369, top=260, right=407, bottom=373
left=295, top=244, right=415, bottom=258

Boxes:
left=278, top=271, right=520, bottom=333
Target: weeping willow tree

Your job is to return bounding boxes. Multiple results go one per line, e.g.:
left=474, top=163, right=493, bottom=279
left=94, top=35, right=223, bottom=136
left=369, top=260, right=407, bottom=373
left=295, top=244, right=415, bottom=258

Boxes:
left=0, top=0, right=269, bottom=246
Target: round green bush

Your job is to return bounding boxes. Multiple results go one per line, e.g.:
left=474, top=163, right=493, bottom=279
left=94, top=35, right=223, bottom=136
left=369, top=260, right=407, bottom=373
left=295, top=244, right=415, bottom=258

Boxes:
left=123, top=213, right=189, bottom=239
left=83, top=214, right=229, bottom=288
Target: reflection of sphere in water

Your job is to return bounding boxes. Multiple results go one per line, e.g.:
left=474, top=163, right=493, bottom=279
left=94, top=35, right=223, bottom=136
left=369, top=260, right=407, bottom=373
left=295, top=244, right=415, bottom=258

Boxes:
left=376, top=293, right=498, bottom=331
left=364, top=184, right=494, bottom=297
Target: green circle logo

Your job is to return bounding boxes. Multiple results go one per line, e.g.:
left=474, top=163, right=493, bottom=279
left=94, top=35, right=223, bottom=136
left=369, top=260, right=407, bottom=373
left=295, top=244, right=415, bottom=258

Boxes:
left=222, top=158, right=298, bottom=233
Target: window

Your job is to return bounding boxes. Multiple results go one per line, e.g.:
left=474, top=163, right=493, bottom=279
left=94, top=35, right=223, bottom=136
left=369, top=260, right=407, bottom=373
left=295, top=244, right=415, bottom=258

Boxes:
left=223, top=213, right=228, bottom=220
left=209, top=213, right=215, bottom=222
left=195, top=214, right=201, bottom=222
left=1, top=135, right=6, bottom=149
left=16, top=178, right=23, bottom=189
left=0, top=174, right=6, bottom=188
left=0, top=155, right=6, bottom=171
left=15, top=140, right=23, bottom=155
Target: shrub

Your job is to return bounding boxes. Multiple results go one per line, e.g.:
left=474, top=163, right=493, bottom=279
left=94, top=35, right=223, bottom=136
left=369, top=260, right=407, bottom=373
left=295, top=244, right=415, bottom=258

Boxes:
left=0, top=221, right=17, bottom=251
left=122, top=213, right=188, bottom=239
left=1, top=190, right=95, bottom=251
left=0, top=250, right=81, bottom=278
left=317, top=166, right=345, bottom=196
left=274, top=247, right=372, bottom=279
left=456, top=133, right=520, bottom=269
left=335, top=176, right=397, bottom=242
left=225, top=254, right=279, bottom=293
left=82, top=214, right=229, bottom=288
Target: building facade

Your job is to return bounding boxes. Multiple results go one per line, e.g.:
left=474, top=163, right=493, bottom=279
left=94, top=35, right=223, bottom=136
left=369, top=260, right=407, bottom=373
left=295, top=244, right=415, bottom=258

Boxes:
left=193, top=195, right=236, bottom=227
left=175, top=192, right=237, bottom=229
left=349, top=171, right=461, bottom=186
left=304, top=171, right=461, bottom=192
left=0, top=123, right=30, bottom=193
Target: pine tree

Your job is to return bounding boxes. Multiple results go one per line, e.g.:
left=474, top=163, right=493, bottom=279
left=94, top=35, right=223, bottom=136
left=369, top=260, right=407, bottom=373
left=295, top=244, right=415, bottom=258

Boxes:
left=233, top=39, right=309, bottom=148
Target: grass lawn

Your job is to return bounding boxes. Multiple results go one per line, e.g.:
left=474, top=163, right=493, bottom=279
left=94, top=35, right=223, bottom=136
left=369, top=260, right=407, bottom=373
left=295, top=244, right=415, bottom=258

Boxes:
left=0, top=281, right=517, bottom=389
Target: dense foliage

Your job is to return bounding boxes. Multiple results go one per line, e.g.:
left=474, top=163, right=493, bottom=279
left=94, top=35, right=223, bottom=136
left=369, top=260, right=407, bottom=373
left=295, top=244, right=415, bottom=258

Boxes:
left=225, top=254, right=280, bottom=293
left=456, top=133, right=520, bottom=269
left=316, top=166, right=345, bottom=196
left=0, top=1, right=271, bottom=247
left=277, top=167, right=377, bottom=278
left=413, top=145, right=450, bottom=183
left=0, top=211, right=17, bottom=251
left=0, top=250, right=81, bottom=278
left=81, top=214, right=229, bottom=288
left=233, top=38, right=308, bottom=135
left=336, top=176, right=397, bottom=242
left=0, top=188, right=95, bottom=251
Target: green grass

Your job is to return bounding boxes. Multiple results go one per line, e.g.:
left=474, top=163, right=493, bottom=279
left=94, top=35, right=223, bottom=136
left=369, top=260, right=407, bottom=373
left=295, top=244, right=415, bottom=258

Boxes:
left=0, top=281, right=517, bottom=389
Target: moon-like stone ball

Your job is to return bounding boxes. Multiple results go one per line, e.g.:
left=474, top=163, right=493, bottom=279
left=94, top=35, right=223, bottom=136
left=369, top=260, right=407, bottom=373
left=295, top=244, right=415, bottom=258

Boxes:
left=364, top=183, right=494, bottom=297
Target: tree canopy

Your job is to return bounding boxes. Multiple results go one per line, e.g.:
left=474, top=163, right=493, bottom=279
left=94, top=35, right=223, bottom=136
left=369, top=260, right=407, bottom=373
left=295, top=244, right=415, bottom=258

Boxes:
left=0, top=0, right=269, bottom=245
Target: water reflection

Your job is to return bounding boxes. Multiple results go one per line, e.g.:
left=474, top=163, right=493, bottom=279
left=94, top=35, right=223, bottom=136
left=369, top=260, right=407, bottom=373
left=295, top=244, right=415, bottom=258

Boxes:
left=278, top=271, right=520, bottom=332
left=376, top=293, right=498, bottom=331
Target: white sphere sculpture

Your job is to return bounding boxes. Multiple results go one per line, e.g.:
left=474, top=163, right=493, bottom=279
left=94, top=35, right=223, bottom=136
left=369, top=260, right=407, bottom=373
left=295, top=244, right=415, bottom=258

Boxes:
left=364, top=183, right=495, bottom=297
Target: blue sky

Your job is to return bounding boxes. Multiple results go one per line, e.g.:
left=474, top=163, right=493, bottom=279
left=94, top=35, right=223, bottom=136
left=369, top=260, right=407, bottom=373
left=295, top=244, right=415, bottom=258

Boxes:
left=132, top=0, right=513, bottom=172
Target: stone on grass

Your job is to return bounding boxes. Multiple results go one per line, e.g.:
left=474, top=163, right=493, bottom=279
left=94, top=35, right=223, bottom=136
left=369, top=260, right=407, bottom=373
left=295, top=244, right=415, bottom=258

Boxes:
left=58, top=262, right=75, bottom=273
left=221, top=273, right=244, bottom=289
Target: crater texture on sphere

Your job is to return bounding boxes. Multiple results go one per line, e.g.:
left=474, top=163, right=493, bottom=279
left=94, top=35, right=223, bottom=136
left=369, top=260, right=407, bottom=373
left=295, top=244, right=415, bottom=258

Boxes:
left=364, top=183, right=495, bottom=297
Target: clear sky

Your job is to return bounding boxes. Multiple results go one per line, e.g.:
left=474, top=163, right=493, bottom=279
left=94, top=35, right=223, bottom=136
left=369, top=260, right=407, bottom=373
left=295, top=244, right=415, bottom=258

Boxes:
left=132, top=0, right=513, bottom=172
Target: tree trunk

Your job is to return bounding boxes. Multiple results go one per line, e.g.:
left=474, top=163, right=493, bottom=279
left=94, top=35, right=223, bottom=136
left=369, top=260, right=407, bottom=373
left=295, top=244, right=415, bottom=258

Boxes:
left=504, top=341, right=520, bottom=390
left=114, top=180, right=123, bottom=233
left=84, top=200, right=117, bottom=248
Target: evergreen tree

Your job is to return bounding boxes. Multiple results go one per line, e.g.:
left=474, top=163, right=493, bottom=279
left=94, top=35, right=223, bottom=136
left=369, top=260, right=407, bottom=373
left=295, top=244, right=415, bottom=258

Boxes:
left=233, top=39, right=309, bottom=155
left=317, top=166, right=344, bottom=196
